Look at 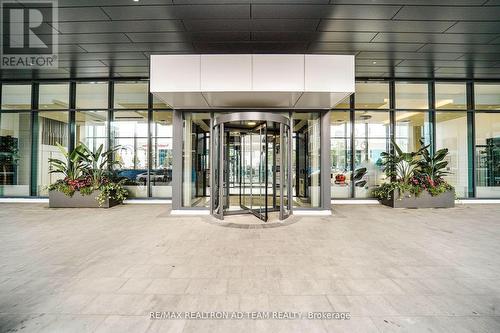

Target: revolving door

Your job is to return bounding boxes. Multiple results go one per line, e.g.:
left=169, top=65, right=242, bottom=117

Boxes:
left=211, top=113, right=292, bottom=221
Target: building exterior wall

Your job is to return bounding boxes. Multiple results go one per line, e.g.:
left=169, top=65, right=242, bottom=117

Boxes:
left=0, top=79, right=499, bottom=200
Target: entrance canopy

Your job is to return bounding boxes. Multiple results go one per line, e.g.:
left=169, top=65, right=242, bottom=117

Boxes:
left=150, top=54, right=354, bottom=109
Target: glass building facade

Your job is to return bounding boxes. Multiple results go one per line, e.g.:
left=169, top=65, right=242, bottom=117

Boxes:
left=1, top=79, right=499, bottom=199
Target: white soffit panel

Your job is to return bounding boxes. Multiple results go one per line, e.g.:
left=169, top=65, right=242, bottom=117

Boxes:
left=252, top=54, right=304, bottom=92
left=202, top=92, right=303, bottom=108
left=201, top=55, right=252, bottom=92
left=150, top=55, right=200, bottom=93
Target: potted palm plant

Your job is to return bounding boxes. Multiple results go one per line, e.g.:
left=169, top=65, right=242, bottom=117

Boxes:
left=372, top=140, right=455, bottom=208
left=47, top=142, right=128, bottom=208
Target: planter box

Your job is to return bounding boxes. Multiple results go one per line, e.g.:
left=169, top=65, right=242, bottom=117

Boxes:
left=49, top=190, right=120, bottom=208
left=380, top=189, right=455, bottom=208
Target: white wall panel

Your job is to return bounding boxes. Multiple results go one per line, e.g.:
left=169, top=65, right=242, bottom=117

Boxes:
left=150, top=55, right=200, bottom=92
left=252, top=55, right=304, bottom=92
left=201, top=55, right=252, bottom=92
left=150, top=54, right=355, bottom=108
left=305, top=55, right=355, bottom=93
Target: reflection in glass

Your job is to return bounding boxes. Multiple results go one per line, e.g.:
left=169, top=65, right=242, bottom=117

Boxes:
left=475, top=84, right=500, bottom=110
left=435, top=112, right=469, bottom=197
left=475, top=113, right=500, bottom=197
left=182, top=112, right=210, bottom=207
left=395, top=111, right=431, bottom=153
left=76, top=111, right=107, bottom=151
left=293, top=112, right=321, bottom=208
left=114, top=81, right=148, bottom=109
left=330, top=111, right=351, bottom=198
left=395, top=82, right=429, bottom=109
left=355, top=82, right=389, bottom=109
left=354, top=111, right=389, bottom=198
left=39, top=83, right=69, bottom=109
left=0, top=112, right=31, bottom=196
left=37, top=111, right=69, bottom=195
left=1, top=84, right=31, bottom=110
left=151, top=111, right=173, bottom=198
left=334, top=96, right=350, bottom=109
left=76, top=82, right=108, bottom=109
left=152, top=95, right=171, bottom=109
left=112, top=111, right=148, bottom=198
left=435, top=82, right=466, bottom=110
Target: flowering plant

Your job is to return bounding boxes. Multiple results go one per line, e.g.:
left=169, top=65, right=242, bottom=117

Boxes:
left=372, top=140, right=454, bottom=200
left=47, top=142, right=128, bottom=206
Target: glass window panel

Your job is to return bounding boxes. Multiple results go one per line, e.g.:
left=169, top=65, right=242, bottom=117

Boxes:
left=182, top=112, right=210, bottom=207
left=151, top=111, right=173, bottom=198
left=475, top=113, right=500, bottom=198
left=152, top=94, right=171, bottom=109
left=330, top=111, right=351, bottom=198
left=395, top=111, right=431, bottom=153
left=475, top=83, right=500, bottom=110
left=435, top=82, right=466, bottom=110
left=292, top=112, right=321, bottom=208
left=75, top=111, right=108, bottom=151
left=333, top=96, right=350, bottom=109
left=151, top=110, right=173, bottom=137
left=0, top=112, right=31, bottom=196
left=354, top=111, right=389, bottom=198
left=39, top=83, right=69, bottom=110
left=37, top=111, right=69, bottom=195
left=395, top=82, right=429, bottom=109
left=114, top=81, right=148, bottom=109
left=112, top=111, right=148, bottom=198
left=436, top=112, right=469, bottom=198
left=355, top=82, right=389, bottom=109
left=76, top=82, right=108, bottom=109
left=1, top=84, right=31, bottom=110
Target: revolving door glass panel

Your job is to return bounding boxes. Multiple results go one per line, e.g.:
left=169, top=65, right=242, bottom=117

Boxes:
left=211, top=113, right=291, bottom=222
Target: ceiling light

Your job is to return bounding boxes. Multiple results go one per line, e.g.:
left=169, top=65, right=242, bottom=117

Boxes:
left=372, top=61, right=377, bottom=64
left=247, top=121, right=256, bottom=125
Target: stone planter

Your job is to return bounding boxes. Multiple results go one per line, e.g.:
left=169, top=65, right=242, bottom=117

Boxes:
left=380, top=189, right=455, bottom=208
left=49, top=190, right=120, bottom=208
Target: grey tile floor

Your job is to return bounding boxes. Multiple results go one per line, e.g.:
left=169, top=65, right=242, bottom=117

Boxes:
left=0, top=203, right=499, bottom=333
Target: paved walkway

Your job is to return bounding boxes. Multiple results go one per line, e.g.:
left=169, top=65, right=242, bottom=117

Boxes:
left=0, top=203, right=499, bottom=332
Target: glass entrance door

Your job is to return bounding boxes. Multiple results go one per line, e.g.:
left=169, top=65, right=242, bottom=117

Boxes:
left=211, top=113, right=291, bottom=221
left=240, top=123, right=267, bottom=220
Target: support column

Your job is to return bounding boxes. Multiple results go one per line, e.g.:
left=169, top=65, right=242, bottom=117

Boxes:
left=172, top=110, right=183, bottom=209
left=320, top=110, right=331, bottom=210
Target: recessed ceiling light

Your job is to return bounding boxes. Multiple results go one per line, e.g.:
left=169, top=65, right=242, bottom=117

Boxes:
left=247, top=121, right=256, bottom=126
left=372, top=61, right=377, bottom=64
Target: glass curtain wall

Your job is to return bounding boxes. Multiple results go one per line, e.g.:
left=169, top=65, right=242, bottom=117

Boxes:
left=435, top=112, right=469, bottom=197
left=395, top=112, right=431, bottom=152
left=36, top=111, right=69, bottom=195
left=182, top=112, right=210, bottom=207
left=0, top=112, right=31, bottom=196
left=151, top=111, right=173, bottom=198
left=1, top=79, right=500, bottom=200
left=1, top=84, right=31, bottom=110
left=475, top=113, right=500, bottom=198
left=354, top=111, right=390, bottom=198
left=292, top=112, right=321, bottom=208
left=330, top=111, right=351, bottom=198
left=36, top=84, right=70, bottom=196
left=112, top=111, right=149, bottom=198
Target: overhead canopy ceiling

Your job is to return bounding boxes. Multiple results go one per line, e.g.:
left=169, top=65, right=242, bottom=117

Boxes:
left=2, top=0, right=500, bottom=80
